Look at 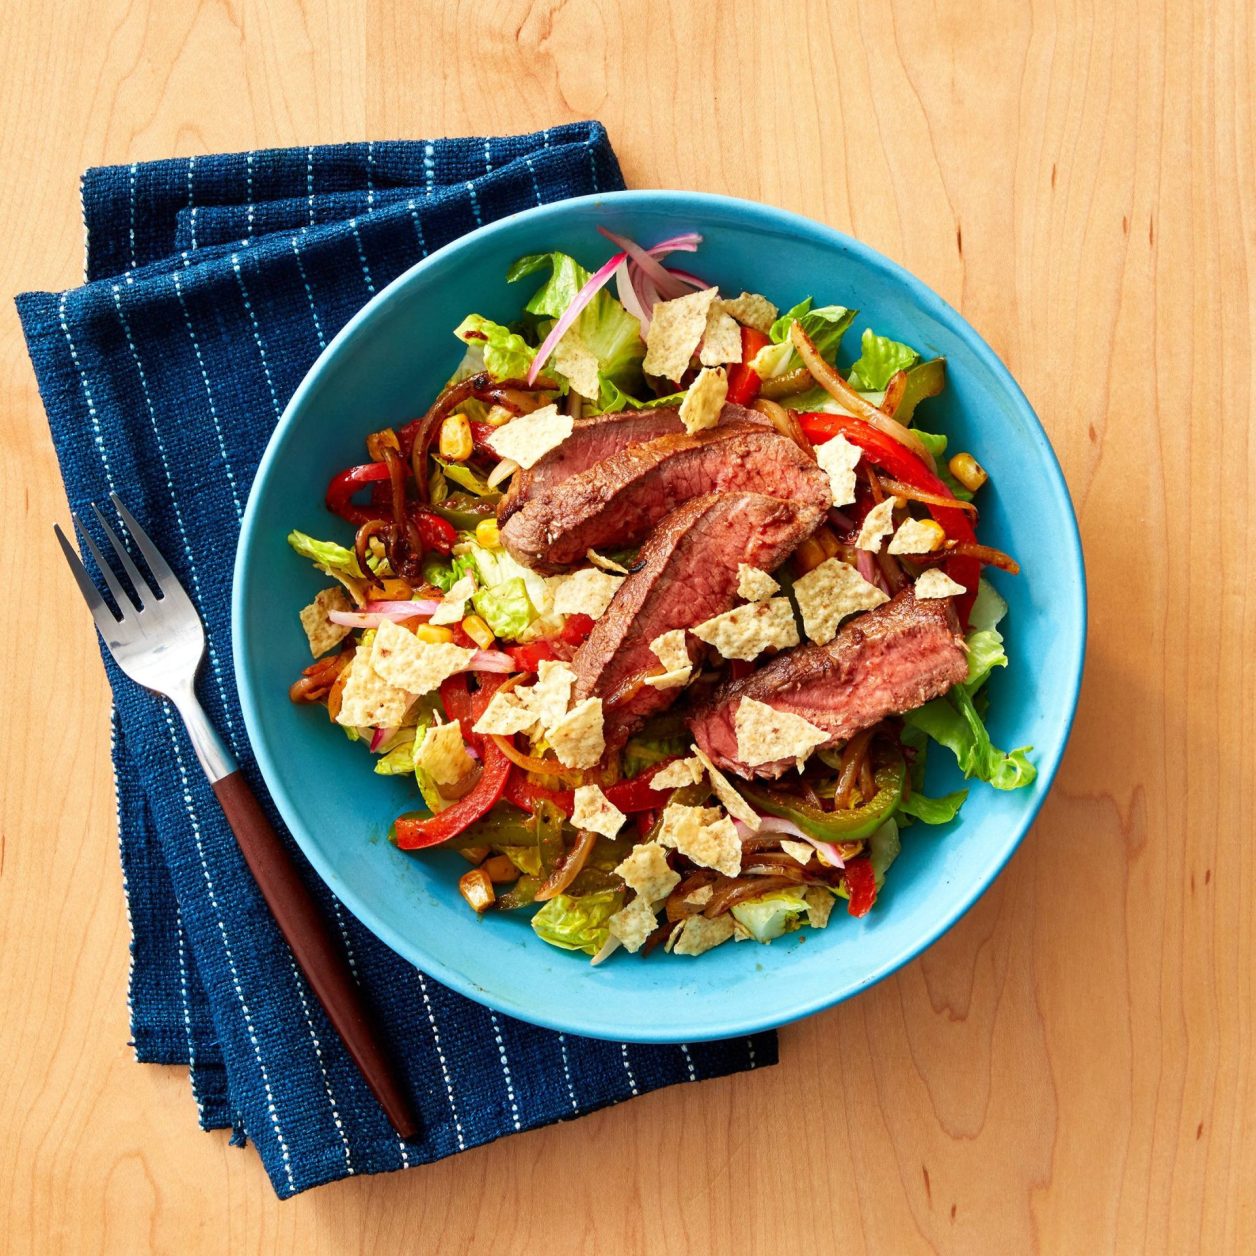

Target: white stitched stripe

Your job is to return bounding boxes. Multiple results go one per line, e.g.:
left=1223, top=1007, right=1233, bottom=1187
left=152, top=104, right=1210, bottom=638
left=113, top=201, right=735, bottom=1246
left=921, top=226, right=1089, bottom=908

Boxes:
left=171, top=270, right=243, bottom=522
left=620, top=1044, right=639, bottom=1096
left=556, top=1033, right=579, bottom=1114
left=289, top=237, right=326, bottom=349
left=680, top=1043, right=697, bottom=1082
left=366, top=140, right=375, bottom=209
left=416, top=971, right=466, bottom=1151
left=523, top=155, right=543, bottom=207
left=465, top=180, right=482, bottom=227
left=746, top=1037, right=757, bottom=1068
left=306, top=145, right=315, bottom=225
left=405, top=199, right=428, bottom=256
left=58, top=294, right=115, bottom=490
left=284, top=957, right=354, bottom=1173
left=423, top=142, right=435, bottom=195
left=230, top=254, right=281, bottom=416
left=245, top=151, right=255, bottom=239
left=348, top=217, right=375, bottom=293
left=128, top=162, right=138, bottom=269
left=489, top=1013, right=521, bottom=1130
left=483, top=137, right=493, bottom=172
left=110, top=284, right=238, bottom=746
left=586, top=135, right=599, bottom=193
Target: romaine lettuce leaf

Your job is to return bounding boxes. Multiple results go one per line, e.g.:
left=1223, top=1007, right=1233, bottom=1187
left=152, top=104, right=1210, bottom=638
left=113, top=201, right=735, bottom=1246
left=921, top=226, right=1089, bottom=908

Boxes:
left=374, top=736, right=417, bottom=775
left=287, top=530, right=364, bottom=579
left=898, top=789, right=968, bottom=825
left=752, top=300, right=856, bottom=379
left=453, top=314, right=535, bottom=381
left=731, top=887, right=809, bottom=942
left=847, top=328, right=920, bottom=391
left=530, top=889, right=625, bottom=956
left=472, top=576, right=535, bottom=639
left=435, top=458, right=497, bottom=498
left=508, top=252, right=645, bottom=395
left=905, top=687, right=1036, bottom=791
left=869, top=818, right=902, bottom=888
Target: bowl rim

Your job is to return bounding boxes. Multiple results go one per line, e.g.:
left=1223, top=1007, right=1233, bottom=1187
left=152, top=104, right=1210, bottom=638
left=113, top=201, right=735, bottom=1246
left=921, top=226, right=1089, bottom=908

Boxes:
left=233, top=189, right=1087, bottom=1042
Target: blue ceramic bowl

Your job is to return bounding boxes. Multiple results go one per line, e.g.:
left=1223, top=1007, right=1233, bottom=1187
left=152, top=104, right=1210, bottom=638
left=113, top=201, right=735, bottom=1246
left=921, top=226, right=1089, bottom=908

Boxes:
left=233, top=191, right=1086, bottom=1043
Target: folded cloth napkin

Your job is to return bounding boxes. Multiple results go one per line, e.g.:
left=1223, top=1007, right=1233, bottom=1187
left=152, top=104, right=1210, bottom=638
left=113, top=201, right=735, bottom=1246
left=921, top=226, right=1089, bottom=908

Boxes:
left=17, top=122, right=776, bottom=1197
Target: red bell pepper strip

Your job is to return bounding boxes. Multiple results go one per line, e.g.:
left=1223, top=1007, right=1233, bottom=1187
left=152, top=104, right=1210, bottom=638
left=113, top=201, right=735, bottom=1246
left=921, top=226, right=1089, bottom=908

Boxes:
left=326, top=462, right=391, bottom=525
left=558, top=613, right=596, bottom=647
left=603, top=760, right=685, bottom=813
left=505, top=640, right=560, bottom=673
left=843, top=855, right=878, bottom=918
left=797, top=412, right=980, bottom=623
left=439, top=674, right=476, bottom=746
left=503, top=772, right=574, bottom=817
left=414, top=509, right=457, bottom=555
left=725, top=326, right=771, bottom=407
left=394, top=738, right=512, bottom=849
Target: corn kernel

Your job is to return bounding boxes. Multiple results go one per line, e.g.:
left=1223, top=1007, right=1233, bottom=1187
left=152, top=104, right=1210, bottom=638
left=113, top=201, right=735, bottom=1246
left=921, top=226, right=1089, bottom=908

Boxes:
left=461, top=613, right=495, bottom=650
left=416, top=623, right=454, bottom=644
left=484, top=404, right=514, bottom=428
left=458, top=867, right=496, bottom=912
left=814, top=525, right=841, bottom=559
left=481, top=854, right=519, bottom=883
left=948, top=452, right=988, bottom=492
left=459, top=845, right=490, bottom=865
left=475, top=518, right=501, bottom=549
left=793, top=535, right=829, bottom=574
left=439, top=412, right=474, bottom=462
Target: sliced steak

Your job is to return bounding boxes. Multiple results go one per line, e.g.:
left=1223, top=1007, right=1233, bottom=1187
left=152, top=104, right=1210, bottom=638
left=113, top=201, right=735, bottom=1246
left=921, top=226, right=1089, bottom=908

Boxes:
left=502, top=423, right=830, bottom=571
left=572, top=491, right=825, bottom=744
left=498, top=402, right=768, bottom=525
left=688, top=588, right=969, bottom=778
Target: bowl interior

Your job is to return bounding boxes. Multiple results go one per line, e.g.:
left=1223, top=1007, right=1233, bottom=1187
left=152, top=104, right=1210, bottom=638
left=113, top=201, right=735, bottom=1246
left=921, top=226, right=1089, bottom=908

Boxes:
left=234, top=192, right=1085, bottom=1042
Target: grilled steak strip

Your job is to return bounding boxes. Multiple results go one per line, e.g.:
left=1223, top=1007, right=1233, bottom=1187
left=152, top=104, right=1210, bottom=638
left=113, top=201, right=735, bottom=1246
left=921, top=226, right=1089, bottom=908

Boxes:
left=572, top=491, right=826, bottom=744
left=502, top=423, right=830, bottom=572
left=688, top=588, right=969, bottom=779
left=498, top=402, right=768, bottom=526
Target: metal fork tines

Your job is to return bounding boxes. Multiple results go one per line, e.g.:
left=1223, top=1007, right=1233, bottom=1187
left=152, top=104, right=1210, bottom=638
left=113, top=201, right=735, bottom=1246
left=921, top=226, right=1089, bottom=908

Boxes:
left=54, top=493, right=234, bottom=781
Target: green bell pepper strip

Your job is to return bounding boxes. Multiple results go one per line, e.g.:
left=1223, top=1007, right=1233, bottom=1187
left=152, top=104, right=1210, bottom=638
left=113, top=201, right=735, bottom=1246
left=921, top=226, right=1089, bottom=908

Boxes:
left=738, top=750, right=906, bottom=843
left=428, top=492, right=499, bottom=531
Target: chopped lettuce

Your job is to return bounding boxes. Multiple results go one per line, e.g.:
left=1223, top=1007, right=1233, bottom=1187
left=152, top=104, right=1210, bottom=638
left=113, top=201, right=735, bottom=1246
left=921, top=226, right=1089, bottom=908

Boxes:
left=453, top=314, right=535, bottom=381
left=435, top=458, right=497, bottom=498
left=847, top=328, right=919, bottom=391
left=905, top=687, right=1036, bottom=791
left=374, top=736, right=417, bottom=775
left=472, top=576, right=535, bottom=638
left=287, top=530, right=365, bottom=579
left=463, top=540, right=556, bottom=636
left=593, top=380, right=685, bottom=415
left=899, top=789, right=968, bottom=825
left=913, top=430, right=974, bottom=502
left=622, top=733, right=690, bottom=779
left=507, top=252, right=645, bottom=399
left=530, top=889, right=625, bottom=956
left=752, top=300, right=856, bottom=379
left=422, top=554, right=459, bottom=592
left=869, top=818, right=901, bottom=888
left=968, top=577, right=1008, bottom=632
left=731, top=887, right=809, bottom=942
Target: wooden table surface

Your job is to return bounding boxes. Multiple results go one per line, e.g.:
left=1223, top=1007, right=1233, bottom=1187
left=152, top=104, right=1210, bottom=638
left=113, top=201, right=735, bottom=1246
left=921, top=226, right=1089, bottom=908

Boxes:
left=2, top=1, right=1252, bottom=1251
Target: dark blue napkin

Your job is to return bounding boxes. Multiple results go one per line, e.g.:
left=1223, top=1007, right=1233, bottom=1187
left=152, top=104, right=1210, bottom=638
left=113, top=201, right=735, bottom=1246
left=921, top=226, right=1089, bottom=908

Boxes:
left=17, top=123, right=776, bottom=1196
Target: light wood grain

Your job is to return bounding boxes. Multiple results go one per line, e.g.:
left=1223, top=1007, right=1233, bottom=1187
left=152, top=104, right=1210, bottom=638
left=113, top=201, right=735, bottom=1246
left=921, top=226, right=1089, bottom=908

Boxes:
left=1, top=1, right=1252, bottom=1251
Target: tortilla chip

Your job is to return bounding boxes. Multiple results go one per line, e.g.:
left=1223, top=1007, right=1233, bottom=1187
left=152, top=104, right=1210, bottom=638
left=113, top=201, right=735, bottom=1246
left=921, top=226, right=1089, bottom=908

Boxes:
left=642, top=668, right=691, bottom=691
left=678, top=366, right=729, bottom=435
left=551, top=326, right=600, bottom=401
left=855, top=497, right=897, bottom=553
left=485, top=403, right=574, bottom=469
left=649, top=629, right=691, bottom=672
left=472, top=689, right=537, bottom=736
left=552, top=567, right=623, bottom=619
left=736, top=565, right=779, bottom=602
left=607, top=895, right=659, bottom=954
left=673, top=913, right=736, bottom=956
left=792, top=558, right=889, bottom=645
left=586, top=548, right=630, bottom=575
left=888, top=517, right=943, bottom=555
left=643, top=287, right=718, bottom=382
left=651, top=757, right=705, bottom=789
left=683, top=884, right=714, bottom=907
left=699, top=304, right=743, bottom=366
left=663, top=921, right=686, bottom=953
left=803, top=886, right=835, bottom=929
left=815, top=434, right=861, bottom=508
left=691, top=597, right=799, bottom=661
left=692, top=747, right=759, bottom=830
left=573, top=784, right=628, bottom=839
left=428, top=574, right=476, bottom=626
left=780, top=838, right=814, bottom=866
left=547, top=697, right=605, bottom=769
left=415, top=721, right=473, bottom=785
left=370, top=619, right=475, bottom=695
left=613, top=841, right=679, bottom=902
left=334, top=650, right=415, bottom=728
left=733, top=697, right=830, bottom=770
left=914, top=568, right=968, bottom=599
left=719, top=292, right=778, bottom=335
left=299, top=586, right=351, bottom=657
left=518, top=659, right=576, bottom=732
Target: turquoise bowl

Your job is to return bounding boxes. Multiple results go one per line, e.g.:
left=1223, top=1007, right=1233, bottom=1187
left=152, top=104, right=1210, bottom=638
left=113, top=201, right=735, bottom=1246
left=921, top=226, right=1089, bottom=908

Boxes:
left=233, top=191, right=1086, bottom=1043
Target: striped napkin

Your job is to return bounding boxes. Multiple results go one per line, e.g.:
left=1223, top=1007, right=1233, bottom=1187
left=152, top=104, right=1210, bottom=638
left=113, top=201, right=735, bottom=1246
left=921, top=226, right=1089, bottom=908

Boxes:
left=16, top=122, right=776, bottom=1196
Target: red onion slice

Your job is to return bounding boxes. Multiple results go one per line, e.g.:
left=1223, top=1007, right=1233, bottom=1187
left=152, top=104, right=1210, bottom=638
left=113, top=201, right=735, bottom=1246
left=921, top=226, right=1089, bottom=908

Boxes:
left=527, top=250, right=626, bottom=385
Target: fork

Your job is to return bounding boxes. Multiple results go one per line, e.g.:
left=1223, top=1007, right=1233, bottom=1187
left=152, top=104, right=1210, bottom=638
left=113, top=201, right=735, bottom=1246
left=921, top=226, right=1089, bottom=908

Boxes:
left=55, top=494, right=419, bottom=1141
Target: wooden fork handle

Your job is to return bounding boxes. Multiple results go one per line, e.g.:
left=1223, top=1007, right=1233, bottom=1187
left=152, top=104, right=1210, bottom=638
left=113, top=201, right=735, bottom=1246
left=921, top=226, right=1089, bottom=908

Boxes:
left=211, top=769, right=420, bottom=1140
